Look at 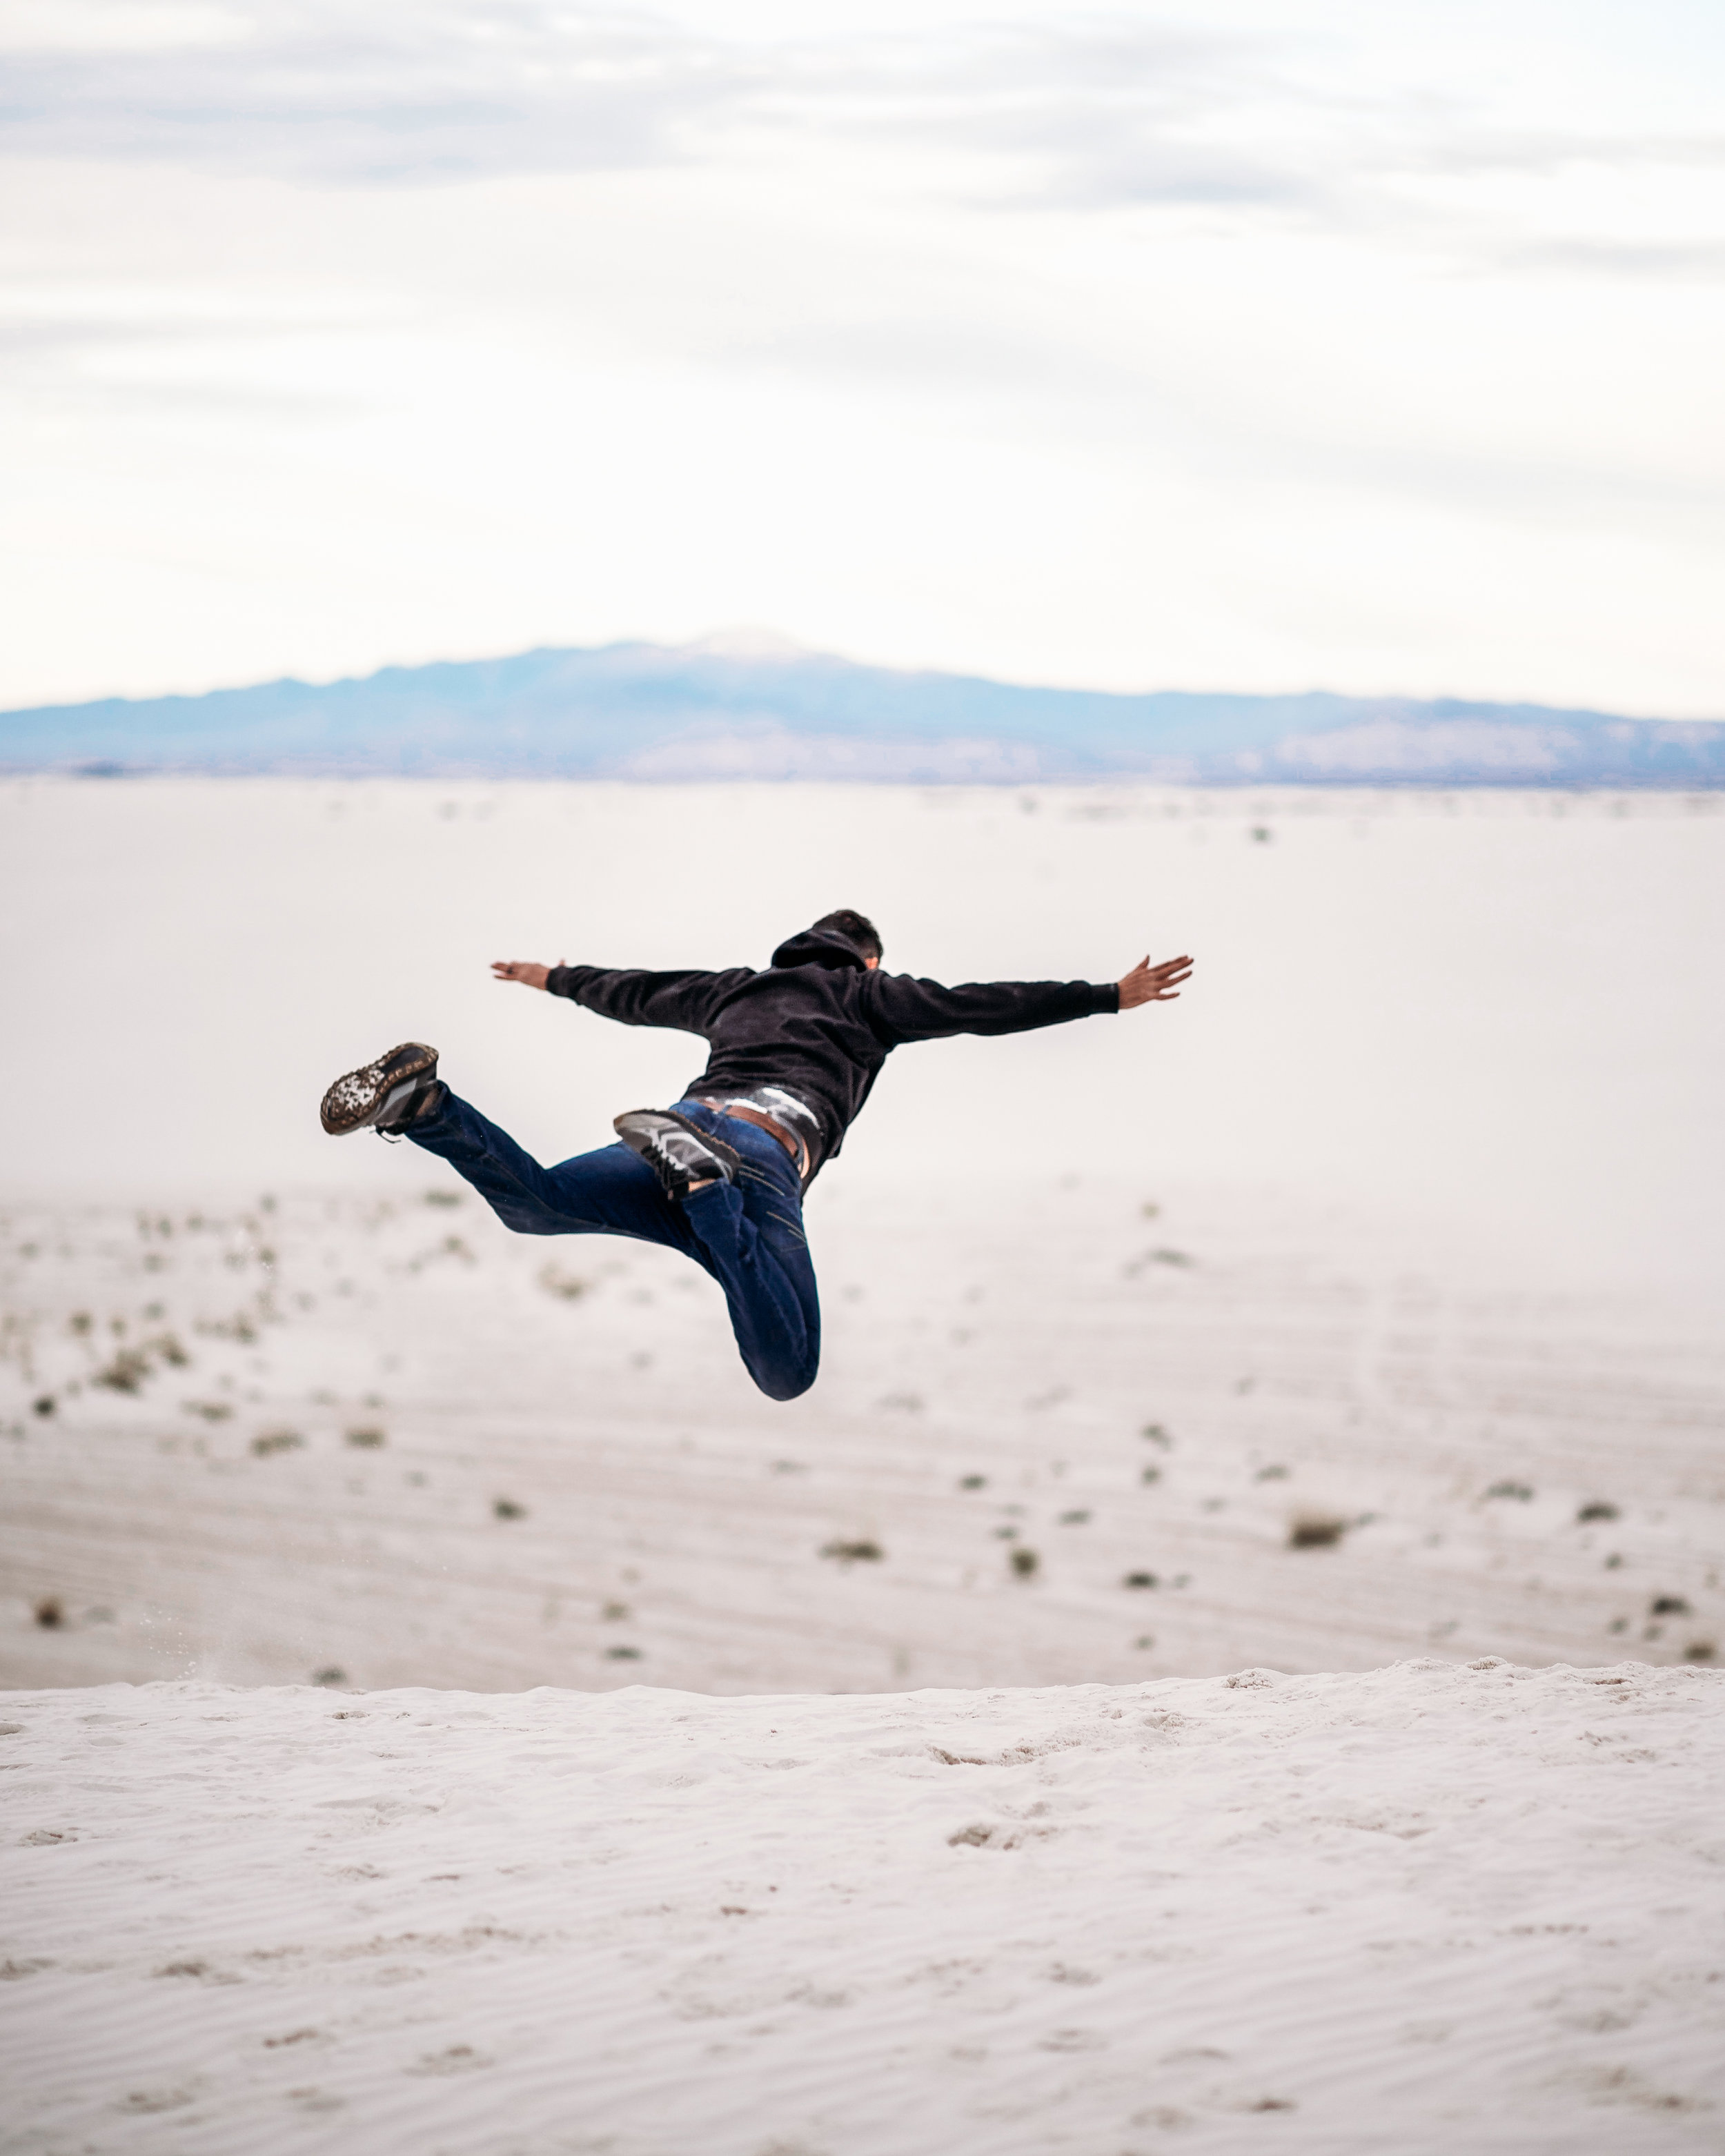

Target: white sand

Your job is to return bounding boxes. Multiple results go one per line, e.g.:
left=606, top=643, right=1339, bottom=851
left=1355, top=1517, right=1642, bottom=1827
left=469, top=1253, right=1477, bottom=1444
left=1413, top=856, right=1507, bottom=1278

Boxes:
left=4, top=1664, right=1724, bottom=2155
left=3, top=1174, right=1723, bottom=1694
left=2, top=778, right=1722, bottom=1296
left=3, top=778, right=1723, bottom=2146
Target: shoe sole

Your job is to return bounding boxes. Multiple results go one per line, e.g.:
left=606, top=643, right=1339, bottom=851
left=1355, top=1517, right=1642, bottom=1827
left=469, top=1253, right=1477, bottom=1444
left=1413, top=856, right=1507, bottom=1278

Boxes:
left=320, top=1043, right=440, bottom=1136
left=613, top=1108, right=742, bottom=1191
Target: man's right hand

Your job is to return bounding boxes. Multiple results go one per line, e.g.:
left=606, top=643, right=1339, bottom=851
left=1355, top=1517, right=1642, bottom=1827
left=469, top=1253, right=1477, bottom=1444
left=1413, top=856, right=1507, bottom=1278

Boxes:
left=491, top=960, right=562, bottom=990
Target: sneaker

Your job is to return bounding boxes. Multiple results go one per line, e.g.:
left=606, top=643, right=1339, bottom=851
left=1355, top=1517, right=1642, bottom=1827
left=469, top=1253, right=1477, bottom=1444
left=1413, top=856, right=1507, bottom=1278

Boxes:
left=320, top=1043, right=442, bottom=1136
left=613, top=1108, right=742, bottom=1200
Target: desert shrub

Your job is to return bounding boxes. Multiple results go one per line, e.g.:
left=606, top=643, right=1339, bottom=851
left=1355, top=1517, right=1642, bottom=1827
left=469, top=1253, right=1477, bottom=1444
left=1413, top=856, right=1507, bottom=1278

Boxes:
left=311, top=1667, right=347, bottom=1687
left=93, top=1347, right=152, bottom=1394
left=345, top=1427, right=386, bottom=1449
left=538, top=1263, right=589, bottom=1300
left=820, top=1539, right=883, bottom=1565
left=958, top=1474, right=987, bottom=1490
left=1009, top=1547, right=1041, bottom=1579
left=424, top=1189, right=462, bottom=1207
left=1577, top=1501, right=1619, bottom=1523
left=493, top=1499, right=526, bottom=1521
left=1650, top=1594, right=1691, bottom=1616
left=1141, top=1424, right=1172, bottom=1448
left=1288, top=1514, right=1348, bottom=1548
left=34, top=1596, right=63, bottom=1628
left=1255, top=1464, right=1289, bottom=1482
left=1485, top=1481, right=1535, bottom=1502
left=605, top=1645, right=642, bottom=1661
left=1685, top=1641, right=1716, bottom=1663
left=199, top=1312, right=258, bottom=1345
left=1123, top=1570, right=1159, bottom=1590
left=251, top=1430, right=303, bottom=1456
left=1141, top=1465, right=1161, bottom=1485
left=1058, top=1510, right=1092, bottom=1525
left=32, top=1396, right=54, bottom=1417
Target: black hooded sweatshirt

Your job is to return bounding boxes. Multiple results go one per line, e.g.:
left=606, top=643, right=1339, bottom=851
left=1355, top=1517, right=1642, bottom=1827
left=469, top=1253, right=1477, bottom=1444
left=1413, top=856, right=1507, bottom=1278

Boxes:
left=546, top=927, right=1119, bottom=1180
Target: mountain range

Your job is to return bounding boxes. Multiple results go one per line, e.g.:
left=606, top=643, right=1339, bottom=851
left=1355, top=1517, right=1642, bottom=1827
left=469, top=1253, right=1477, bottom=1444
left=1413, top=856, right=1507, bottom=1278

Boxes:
left=3, top=634, right=1722, bottom=787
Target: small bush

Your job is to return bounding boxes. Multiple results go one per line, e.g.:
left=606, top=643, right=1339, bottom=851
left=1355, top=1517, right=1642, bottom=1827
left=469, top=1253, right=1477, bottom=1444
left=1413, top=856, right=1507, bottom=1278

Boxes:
left=1485, top=1481, right=1535, bottom=1502
left=493, top=1499, right=526, bottom=1521
left=251, top=1430, right=303, bottom=1456
left=1288, top=1514, right=1348, bottom=1549
left=34, top=1596, right=63, bottom=1629
left=311, top=1667, right=347, bottom=1687
left=1684, top=1640, right=1715, bottom=1663
left=1650, top=1594, right=1691, bottom=1617
left=93, top=1348, right=152, bottom=1395
left=1255, top=1464, right=1289, bottom=1483
left=538, top=1263, right=589, bottom=1300
left=1058, top=1510, right=1092, bottom=1525
left=424, top=1189, right=462, bottom=1207
left=345, top=1427, right=386, bottom=1449
left=958, top=1474, right=987, bottom=1490
left=1577, top=1501, right=1619, bottom=1523
left=1009, top=1547, right=1041, bottom=1579
left=605, top=1645, right=642, bottom=1661
left=1141, top=1424, right=1172, bottom=1448
left=1123, top=1570, right=1159, bottom=1590
left=1141, top=1465, right=1161, bottom=1485
left=820, top=1539, right=883, bottom=1565
left=199, top=1312, right=258, bottom=1345
left=32, top=1396, right=55, bottom=1417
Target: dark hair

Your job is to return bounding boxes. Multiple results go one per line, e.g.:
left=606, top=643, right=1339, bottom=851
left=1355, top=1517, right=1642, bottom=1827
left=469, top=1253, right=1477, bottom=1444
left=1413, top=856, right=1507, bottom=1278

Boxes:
left=814, top=908, right=883, bottom=961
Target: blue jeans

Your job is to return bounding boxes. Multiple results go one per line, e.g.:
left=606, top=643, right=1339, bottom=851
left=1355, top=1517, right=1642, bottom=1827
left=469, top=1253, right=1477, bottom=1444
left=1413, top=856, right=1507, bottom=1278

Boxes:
left=406, top=1091, right=820, bottom=1401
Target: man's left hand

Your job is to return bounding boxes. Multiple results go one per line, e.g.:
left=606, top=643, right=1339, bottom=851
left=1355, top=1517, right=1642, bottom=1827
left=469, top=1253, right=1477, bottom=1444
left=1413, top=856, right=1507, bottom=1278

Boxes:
left=1118, top=953, right=1194, bottom=1009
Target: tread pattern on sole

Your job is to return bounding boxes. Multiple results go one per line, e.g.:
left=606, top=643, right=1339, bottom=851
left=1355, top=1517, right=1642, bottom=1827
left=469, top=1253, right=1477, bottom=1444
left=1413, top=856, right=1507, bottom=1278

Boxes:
left=319, top=1044, right=438, bottom=1136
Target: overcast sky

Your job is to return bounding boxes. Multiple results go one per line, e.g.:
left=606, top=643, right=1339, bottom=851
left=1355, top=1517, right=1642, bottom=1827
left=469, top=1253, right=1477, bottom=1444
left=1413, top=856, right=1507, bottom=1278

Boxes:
left=3, top=0, right=1722, bottom=712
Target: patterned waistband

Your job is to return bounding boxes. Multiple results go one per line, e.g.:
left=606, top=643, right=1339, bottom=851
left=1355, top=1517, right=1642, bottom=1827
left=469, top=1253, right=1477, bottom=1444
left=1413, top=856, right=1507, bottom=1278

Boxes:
left=691, top=1087, right=819, bottom=1178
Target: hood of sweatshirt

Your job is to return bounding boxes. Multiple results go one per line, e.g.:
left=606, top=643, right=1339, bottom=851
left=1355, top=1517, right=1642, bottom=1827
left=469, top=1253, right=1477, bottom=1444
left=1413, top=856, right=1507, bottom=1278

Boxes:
left=769, top=926, right=872, bottom=973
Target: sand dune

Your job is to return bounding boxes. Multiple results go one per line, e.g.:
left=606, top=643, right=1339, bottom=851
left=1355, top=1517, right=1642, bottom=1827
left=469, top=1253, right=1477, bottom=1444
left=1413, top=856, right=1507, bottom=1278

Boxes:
left=3, top=777, right=1723, bottom=2149
left=4, top=1663, right=1723, bottom=2155
left=4, top=1176, right=1720, bottom=1694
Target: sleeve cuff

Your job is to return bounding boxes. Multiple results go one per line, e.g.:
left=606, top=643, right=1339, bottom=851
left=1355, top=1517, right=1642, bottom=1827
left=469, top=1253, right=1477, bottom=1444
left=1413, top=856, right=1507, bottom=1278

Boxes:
left=1092, top=982, right=1121, bottom=1015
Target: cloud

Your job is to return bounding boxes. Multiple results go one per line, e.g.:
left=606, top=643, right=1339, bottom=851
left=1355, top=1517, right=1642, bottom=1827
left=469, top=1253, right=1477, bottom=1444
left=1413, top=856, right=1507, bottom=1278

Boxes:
left=0, top=1, right=1719, bottom=281
left=0, top=1, right=754, bottom=184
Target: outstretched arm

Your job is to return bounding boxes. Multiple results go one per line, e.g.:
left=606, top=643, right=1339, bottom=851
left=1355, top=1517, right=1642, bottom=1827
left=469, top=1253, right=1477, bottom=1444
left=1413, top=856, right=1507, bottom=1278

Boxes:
left=866, top=952, right=1193, bottom=1046
left=491, top=958, right=751, bottom=1034
left=1117, top=953, right=1194, bottom=1009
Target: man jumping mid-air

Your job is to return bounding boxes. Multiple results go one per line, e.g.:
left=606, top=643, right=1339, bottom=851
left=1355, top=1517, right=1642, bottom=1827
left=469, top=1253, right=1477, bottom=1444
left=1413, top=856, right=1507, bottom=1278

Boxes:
left=319, top=911, right=1193, bottom=1402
